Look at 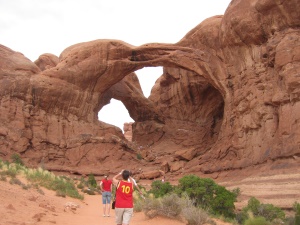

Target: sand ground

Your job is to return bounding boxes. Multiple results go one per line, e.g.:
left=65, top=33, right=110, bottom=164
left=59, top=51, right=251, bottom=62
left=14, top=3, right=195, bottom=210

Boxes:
left=1, top=170, right=299, bottom=225
left=0, top=178, right=231, bottom=225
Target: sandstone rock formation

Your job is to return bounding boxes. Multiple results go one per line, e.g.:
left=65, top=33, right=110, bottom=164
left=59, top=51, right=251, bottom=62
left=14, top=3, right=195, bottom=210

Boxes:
left=0, top=0, right=300, bottom=179
left=123, top=122, right=133, bottom=142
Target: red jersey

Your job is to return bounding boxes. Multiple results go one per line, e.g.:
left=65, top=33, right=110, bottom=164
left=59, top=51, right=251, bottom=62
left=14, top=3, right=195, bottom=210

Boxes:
left=101, top=179, right=112, bottom=192
left=115, top=180, right=133, bottom=208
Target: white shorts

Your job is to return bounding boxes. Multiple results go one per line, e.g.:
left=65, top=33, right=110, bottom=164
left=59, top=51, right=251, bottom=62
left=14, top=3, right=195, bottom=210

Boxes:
left=115, top=208, right=133, bottom=224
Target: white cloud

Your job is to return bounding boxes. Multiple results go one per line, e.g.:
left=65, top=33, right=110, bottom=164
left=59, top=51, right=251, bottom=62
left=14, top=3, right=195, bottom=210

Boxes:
left=0, top=0, right=232, bottom=130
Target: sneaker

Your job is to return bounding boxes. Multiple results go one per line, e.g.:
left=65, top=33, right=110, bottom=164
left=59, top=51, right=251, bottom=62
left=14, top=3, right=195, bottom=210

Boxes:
left=107, top=215, right=110, bottom=217
left=103, top=215, right=106, bottom=217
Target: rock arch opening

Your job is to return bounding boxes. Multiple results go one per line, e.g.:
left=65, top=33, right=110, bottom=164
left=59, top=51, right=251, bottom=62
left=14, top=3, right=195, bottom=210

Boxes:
left=130, top=66, right=225, bottom=155
left=135, top=67, right=163, bottom=98
left=98, top=99, right=133, bottom=132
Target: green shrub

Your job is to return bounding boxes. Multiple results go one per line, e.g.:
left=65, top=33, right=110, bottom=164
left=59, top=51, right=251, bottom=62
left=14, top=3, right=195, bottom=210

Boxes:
left=294, top=202, right=300, bottom=225
left=244, top=216, right=270, bottom=225
left=242, top=197, right=285, bottom=223
left=56, top=189, right=66, bottom=198
left=149, top=180, right=173, bottom=198
left=283, top=216, right=295, bottom=225
left=258, top=203, right=285, bottom=222
left=244, top=197, right=261, bottom=216
left=11, top=153, right=24, bottom=166
left=177, top=175, right=216, bottom=209
left=134, top=198, right=144, bottom=212
left=87, top=174, right=97, bottom=188
left=211, top=185, right=236, bottom=218
left=77, top=183, right=84, bottom=189
left=176, top=175, right=236, bottom=218
left=232, top=187, right=241, bottom=198
left=25, top=167, right=83, bottom=200
left=0, top=168, right=17, bottom=178
left=137, top=153, right=143, bottom=160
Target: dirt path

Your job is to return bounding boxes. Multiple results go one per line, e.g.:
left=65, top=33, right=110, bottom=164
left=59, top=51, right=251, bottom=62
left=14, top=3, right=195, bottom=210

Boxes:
left=0, top=179, right=186, bottom=225
left=2, top=171, right=299, bottom=225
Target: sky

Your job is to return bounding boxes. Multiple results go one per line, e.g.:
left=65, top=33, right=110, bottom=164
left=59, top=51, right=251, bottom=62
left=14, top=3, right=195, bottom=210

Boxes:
left=0, top=0, right=232, bottom=131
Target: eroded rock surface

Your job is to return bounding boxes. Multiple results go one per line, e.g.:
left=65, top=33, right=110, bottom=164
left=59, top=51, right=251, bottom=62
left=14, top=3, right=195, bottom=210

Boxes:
left=0, top=0, right=300, bottom=179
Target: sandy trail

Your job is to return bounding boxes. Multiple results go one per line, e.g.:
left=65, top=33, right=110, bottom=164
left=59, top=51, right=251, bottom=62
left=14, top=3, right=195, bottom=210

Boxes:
left=2, top=171, right=299, bottom=225
left=0, top=180, right=186, bottom=225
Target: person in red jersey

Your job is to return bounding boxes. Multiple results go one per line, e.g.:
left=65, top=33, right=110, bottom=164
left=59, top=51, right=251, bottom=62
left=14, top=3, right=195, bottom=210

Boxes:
left=100, top=175, right=113, bottom=217
left=113, top=170, right=134, bottom=225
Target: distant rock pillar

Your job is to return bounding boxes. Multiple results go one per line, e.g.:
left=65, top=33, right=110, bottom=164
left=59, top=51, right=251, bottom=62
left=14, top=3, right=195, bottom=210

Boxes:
left=123, top=122, right=133, bottom=141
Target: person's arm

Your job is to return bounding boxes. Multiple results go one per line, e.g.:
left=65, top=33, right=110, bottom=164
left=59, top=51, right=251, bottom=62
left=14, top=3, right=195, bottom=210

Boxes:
left=130, top=177, right=144, bottom=198
left=113, top=170, right=123, bottom=186
left=99, top=181, right=103, bottom=192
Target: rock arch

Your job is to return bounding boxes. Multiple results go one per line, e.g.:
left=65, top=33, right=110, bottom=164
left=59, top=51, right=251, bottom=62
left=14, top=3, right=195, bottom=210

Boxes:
left=1, top=0, right=300, bottom=178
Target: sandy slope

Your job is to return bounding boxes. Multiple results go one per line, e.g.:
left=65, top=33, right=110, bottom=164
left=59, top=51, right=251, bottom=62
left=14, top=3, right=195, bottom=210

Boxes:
left=2, top=170, right=299, bottom=225
left=1, top=178, right=221, bottom=225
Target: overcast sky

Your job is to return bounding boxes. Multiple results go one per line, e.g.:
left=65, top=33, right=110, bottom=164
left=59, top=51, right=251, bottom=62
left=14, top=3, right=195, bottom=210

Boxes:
left=0, top=0, right=232, bottom=131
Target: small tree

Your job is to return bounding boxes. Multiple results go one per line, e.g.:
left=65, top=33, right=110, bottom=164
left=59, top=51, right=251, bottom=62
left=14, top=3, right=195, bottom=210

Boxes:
left=149, top=180, right=173, bottom=198
left=242, top=197, right=285, bottom=223
left=211, top=185, right=236, bottom=218
left=87, top=174, right=97, bottom=188
left=176, top=174, right=236, bottom=218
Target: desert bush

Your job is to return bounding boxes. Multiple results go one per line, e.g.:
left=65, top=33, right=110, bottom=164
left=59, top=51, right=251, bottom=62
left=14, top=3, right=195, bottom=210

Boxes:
left=134, top=198, right=144, bottom=212
left=232, top=187, right=241, bottom=198
left=77, top=183, right=84, bottom=189
left=77, top=176, right=88, bottom=188
left=0, top=168, right=18, bottom=178
left=136, top=153, right=143, bottom=160
left=0, top=174, right=7, bottom=181
left=25, top=167, right=83, bottom=200
left=241, top=197, right=285, bottom=224
left=56, top=189, right=66, bottom=197
left=149, top=180, right=174, bottom=198
left=283, top=216, right=295, bottom=225
left=142, top=192, right=212, bottom=224
left=244, top=216, right=270, bottom=225
left=211, top=185, right=236, bottom=218
left=159, top=193, right=186, bottom=218
left=294, top=202, right=300, bottom=225
left=143, top=197, right=161, bottom=218
left=258, top=203, right=285, bottom=222
left=21, top=183, right=31, bottom=190
left=182, top=206, right=210, bottom=225
left=11, top=153, right=24, bottom=166
left=87, top=174, right=97, bottom=188
left=9, top=177, right=22, bottom=185
left=176, top=175, right=236, bottom=218
left=83, top=188, right=96, bottom=195
left=37, top=188, right=45, bottom=195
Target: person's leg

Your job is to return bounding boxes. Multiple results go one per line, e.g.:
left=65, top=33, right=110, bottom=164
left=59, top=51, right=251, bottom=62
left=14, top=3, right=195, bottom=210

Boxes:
left=115, top=208, right=124, bottom=225
left=106, top=192, right=112, bottom=216
left=102, top=192, right=107, bottom=216
left=122, top=208, right=133, bottom=225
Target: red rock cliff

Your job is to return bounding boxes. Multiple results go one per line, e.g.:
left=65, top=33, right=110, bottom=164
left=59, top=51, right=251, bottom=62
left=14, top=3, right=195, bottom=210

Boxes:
left=0, top=0, right=299, bottom=178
